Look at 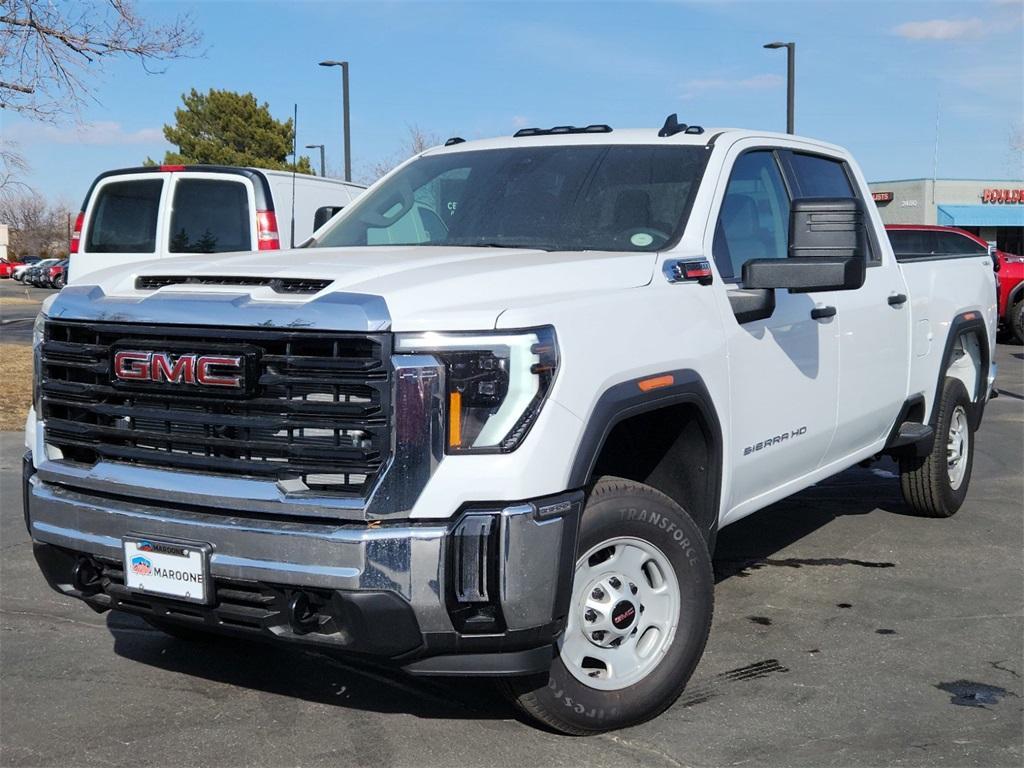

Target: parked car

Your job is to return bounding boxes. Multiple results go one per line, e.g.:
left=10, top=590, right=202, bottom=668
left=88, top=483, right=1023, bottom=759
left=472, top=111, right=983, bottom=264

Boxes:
left=0, top=258, right=14, bottom=278
left=23, top=258, right=61, bottom=286
left=27, top=120, right=997, bottom=735
left=11, top=257, right=41, bottom=281
left=68, top=165, right=365, bottom=284
left=996, top=250, right=1024, bottom=343
left=885, top=224, right=1022, bottom=342
left=43, top=259, right=69, bottom=289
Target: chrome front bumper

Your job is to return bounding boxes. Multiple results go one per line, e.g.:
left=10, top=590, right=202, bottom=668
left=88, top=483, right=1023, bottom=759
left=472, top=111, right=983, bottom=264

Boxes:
left=25, top=462, right=582, bottom=666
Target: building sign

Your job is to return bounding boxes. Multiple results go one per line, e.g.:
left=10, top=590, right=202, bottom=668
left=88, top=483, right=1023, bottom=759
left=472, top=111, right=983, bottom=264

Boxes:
left=982, top=188, right=1023, bottom=204
left=872, top=191, right=893, bottom=203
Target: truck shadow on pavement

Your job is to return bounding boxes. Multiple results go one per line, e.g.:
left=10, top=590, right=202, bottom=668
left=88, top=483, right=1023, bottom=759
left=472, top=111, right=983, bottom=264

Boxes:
left=713, top=458, right=910, bottom=582
left=105, top=460, right=911, bottom=721
left=107, top=612, right=520, bottom=721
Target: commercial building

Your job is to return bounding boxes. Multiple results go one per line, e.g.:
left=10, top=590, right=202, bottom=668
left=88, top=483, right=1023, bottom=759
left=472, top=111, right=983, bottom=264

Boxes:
left=868, top=178, right=1024, bottom=255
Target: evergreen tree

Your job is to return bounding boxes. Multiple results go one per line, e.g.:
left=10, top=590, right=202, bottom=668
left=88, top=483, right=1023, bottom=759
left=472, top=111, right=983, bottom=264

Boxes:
left=156, top=89, right=312, bottom=173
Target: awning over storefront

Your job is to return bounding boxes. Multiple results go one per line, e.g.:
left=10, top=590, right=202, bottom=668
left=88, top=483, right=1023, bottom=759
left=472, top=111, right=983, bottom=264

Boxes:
left=937, top=205, right=1024, bottom=227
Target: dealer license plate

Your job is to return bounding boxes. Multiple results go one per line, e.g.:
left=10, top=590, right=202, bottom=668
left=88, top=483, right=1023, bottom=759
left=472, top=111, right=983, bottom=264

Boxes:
left=122, top=536, right=211, bottom=604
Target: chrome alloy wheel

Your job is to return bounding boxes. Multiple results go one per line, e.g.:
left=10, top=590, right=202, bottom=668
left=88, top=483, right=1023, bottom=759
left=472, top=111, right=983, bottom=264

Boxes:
left=559, top=537, right=681, bottom=691
left=947, top=404, right=970, bottom=490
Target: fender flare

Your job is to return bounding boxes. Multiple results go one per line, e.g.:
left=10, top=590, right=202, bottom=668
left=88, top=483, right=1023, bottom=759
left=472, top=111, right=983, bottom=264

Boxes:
left=567, top=369, right=723, bottom=540
left=931, top=311, right=990, bottom=431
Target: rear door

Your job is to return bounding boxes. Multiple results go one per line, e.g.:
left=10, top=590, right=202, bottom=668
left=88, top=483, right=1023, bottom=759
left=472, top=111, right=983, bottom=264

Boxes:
left=166, top=172, right=257, bottom=256
left=72, top=172, right=170, bottom=283
left=782, top=152, right=910, bottom=464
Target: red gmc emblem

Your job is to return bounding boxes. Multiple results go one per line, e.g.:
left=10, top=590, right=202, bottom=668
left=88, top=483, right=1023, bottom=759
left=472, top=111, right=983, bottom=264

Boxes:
left=113, top=350, right=244, bottom=388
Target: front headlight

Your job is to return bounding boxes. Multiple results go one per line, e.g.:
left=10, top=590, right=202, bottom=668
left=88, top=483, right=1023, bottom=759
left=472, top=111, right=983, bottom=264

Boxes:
left=32, top=295, right=57, bottom=411
left=32, top=312, right=46, bottom=349
left=395, top=327, right=558, bottom=453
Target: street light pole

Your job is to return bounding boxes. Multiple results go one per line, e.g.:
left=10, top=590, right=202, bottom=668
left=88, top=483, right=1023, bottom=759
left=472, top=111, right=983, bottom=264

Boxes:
left=305, top=144, right=326, bottom=177
left=763, top=41, right=795, bottom=134
left=318, top=60, right=351, bottom=181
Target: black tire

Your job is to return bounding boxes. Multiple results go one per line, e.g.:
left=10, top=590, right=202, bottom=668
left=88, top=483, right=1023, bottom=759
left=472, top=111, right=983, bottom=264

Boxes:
left=53, top=274, right=65, bottom=290
left=1011, top=301, right=1024, bottom=345
left=899, top=378, right=974, bottom=517
left=143, top=616, right=218, bottom=642
left=500, top=477, right=714, bottom=735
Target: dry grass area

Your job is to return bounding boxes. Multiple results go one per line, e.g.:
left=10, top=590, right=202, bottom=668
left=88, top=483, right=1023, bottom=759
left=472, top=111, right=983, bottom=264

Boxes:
left=0, top=343, right=32, bottom=431
left=0, top=295, right=44, bottom=307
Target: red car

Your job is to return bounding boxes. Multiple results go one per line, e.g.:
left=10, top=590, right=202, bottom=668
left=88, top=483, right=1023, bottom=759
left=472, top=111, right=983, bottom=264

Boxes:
left=45, top=259, right=69, bottom=289
left=886, top=224, right=1024, bottom=343
left=0, top=258, right=14, bottom=279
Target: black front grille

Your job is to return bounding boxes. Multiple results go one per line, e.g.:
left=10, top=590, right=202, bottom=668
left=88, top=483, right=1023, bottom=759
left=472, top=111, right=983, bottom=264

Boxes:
left=136, top=275, right=332, bottom=294
left=40, top=320, right=391, bottom=497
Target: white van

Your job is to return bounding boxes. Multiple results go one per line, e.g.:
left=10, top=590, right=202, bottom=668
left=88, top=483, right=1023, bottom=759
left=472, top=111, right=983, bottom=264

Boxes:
left=68, top=165, right=364, bottom=283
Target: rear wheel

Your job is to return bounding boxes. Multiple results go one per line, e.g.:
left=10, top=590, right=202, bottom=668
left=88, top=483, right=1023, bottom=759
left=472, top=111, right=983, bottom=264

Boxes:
left=899, top=377, right=974, bottom=517
left=500, top=477, right=713, bottom=735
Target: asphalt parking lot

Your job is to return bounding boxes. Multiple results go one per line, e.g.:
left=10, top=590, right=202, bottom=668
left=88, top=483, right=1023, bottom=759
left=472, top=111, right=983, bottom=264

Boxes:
left=0, top=279, right=54, bottom=344
left=1, top=285, right=1021, bottom=767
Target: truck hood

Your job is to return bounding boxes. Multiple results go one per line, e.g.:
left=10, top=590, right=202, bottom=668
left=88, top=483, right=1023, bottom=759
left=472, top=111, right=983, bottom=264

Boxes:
left=72, top=246, right=657, bottom=331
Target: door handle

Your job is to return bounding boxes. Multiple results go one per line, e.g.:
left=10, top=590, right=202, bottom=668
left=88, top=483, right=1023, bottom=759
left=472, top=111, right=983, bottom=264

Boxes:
left=811, top=305, right=836, bottom=320
left=888, top=293, right=908, bottom=306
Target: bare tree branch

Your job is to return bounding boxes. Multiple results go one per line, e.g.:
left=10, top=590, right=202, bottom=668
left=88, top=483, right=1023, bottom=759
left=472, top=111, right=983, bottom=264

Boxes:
left=0, top=189, right=70, bottom=257
left=0, top=0, right=201, bottom=121
left=361, top=124, right=442, bottom=184
left=0, top=139, right=31, bottom=202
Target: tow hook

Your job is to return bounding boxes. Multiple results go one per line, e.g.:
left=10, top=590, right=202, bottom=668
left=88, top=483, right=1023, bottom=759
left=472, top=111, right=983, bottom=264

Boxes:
left=71, top=557, right=103, bottom=596
left=287, top=591, right=322, bottom=634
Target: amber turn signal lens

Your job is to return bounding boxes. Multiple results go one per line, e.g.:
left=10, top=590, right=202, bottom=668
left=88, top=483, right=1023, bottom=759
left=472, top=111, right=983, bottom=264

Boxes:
left=449, top=391, right=463, bottom=448
left=638, top=374, right=674, bottom=392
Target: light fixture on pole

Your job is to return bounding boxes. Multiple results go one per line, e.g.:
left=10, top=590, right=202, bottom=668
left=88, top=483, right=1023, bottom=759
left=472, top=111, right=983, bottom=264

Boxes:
left=305, top=144, right=325, bottom=177
left=763, top=41, right=795, bottom=134
left=318, top=60, right=351, bottom=181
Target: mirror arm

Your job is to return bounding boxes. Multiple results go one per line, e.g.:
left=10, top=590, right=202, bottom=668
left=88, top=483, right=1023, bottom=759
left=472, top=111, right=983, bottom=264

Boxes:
left=727, top=287, right=775, bottom=324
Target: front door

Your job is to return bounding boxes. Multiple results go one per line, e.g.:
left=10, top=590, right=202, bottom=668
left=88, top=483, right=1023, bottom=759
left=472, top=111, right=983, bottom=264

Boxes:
left=708, top=147, right=840, bottom=519
left=778, top=151, right=910, bottom=464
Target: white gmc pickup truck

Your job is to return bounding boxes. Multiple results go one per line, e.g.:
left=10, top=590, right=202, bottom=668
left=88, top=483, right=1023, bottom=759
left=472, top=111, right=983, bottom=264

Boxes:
left=24, top=118, right=998, bottom=734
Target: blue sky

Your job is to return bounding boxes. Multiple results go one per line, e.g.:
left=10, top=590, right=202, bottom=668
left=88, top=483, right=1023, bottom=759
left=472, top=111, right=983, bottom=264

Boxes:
left=4, top=0, right=1022, bottom=204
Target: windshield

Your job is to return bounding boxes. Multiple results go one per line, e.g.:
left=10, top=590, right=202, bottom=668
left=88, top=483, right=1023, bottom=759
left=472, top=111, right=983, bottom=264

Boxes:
left=311, top=144, right=708, bottom=252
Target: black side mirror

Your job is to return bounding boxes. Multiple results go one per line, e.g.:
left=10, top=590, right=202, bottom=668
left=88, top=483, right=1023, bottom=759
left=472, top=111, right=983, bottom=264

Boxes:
left=742, top=198, right=868, bottom=292
left=789, top=197, right=867, bottom=259
left=313, top=205, right=344, bottom=231
left=743, top=256, right=865, bottom=293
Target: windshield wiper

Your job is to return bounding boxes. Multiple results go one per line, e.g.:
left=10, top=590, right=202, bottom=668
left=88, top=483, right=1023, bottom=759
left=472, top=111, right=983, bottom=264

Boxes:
left=448, top=241, right=553, bottom=252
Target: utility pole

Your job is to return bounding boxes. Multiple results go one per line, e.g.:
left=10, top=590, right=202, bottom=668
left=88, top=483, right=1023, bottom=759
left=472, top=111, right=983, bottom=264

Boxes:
left=318, top=60, right=351, bottom=181
left=763, top=41, right=795, bottom=134
left=305, top=144, right=326, bottom=177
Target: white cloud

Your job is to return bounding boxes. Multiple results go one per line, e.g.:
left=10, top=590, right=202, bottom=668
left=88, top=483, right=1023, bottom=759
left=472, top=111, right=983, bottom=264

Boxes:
left=9, top=121, right=164, bottom=146
left=681, top=73, right=784, bottom=100
left=892, top=18, right=986, bottom=40
left=511, top=115, right=531, bottom=129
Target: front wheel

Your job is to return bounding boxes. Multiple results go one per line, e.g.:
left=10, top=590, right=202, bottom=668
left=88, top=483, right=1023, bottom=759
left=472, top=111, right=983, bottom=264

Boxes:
left=501, top=477, right=714, bottom=735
